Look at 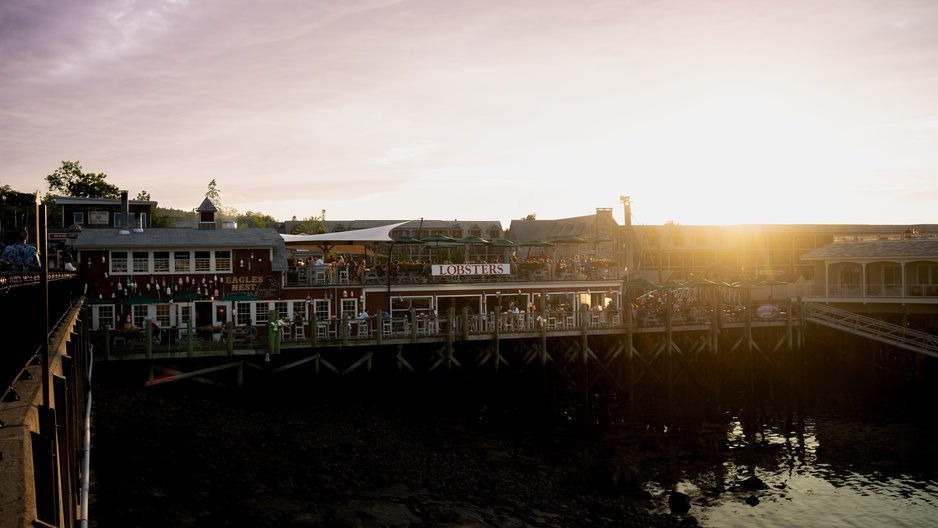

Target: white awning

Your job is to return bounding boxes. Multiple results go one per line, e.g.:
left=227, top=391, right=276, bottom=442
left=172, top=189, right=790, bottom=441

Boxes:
left=281, top=221, right=409, bottom=248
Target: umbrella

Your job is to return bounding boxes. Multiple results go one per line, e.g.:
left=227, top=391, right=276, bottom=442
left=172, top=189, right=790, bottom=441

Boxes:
left=584, top=235, right=612, bottom=244
left=392, top=236, right=424, bottom=244
left=520, top=239, right=554, bottom=247
left=489, top=238, right=518, bottom=247
left=86, top=296, right=114, bottom=305
left=420, top=233, right=457, bottom=243
left=218, top=293, right=257, bottom=302
left=121, top=295, right=163, bottom=305
left=456, top=235, right=490, bottom=245
left=420, top=233, right=458, bottom=262
left=551, top=235, right=587, bottom=244
left=171, top=291, right=205, bottom=301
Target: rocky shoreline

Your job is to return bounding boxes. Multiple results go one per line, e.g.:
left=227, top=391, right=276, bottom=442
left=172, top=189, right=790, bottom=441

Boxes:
left=90, top=376, right=696, bottom=527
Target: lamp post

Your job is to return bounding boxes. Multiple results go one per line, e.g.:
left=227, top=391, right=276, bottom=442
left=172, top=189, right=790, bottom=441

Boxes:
left=620, top=195, right=632, bottom=278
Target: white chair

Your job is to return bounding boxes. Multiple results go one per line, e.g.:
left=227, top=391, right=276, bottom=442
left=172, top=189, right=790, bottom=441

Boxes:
left=338, top=270, right=350, bottom=284
left=356, top=321, right=369, bottom=337
left=294, top=323, right=307, bottom=339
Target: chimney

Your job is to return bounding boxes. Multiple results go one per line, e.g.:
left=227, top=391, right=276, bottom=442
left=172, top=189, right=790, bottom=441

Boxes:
left=119, top=190, right=130, bottom=234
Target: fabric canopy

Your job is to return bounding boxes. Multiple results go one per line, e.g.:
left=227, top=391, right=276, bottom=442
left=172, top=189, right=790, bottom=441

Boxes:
left=281, top=221, right=409, bottom=249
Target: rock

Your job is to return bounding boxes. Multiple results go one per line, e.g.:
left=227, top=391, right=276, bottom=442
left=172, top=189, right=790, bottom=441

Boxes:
left=668, top=491, right=691, bottom=514
left=741, top=475, right=767, bottom=491
left=745, top=495, right=760, bottom=506
left=579, top=459, right=643, bottom=495
left=680, top=515, right=699, bottom=526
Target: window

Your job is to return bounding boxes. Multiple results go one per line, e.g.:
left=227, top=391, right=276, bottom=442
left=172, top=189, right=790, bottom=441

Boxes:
left=110, top=252, right=128, bottom=273
left=155, top=305, right=171, bottom=328
left=340, top=298, right=357, bottom=321
left=154, top=252, right=170, bottom=272
left=917, top=264, right=938, bottom=284
left=255, top=303, right=269, bottom=324
left=179, top=305, right=192, bottom=328
left=114, top=212, right=137, bottom=229
left=73, top=212, right=85, bottom=225
left=237, top=302, right=252, bottom=325
left=174, top=251, right=191, bottom=272
left=313, top=299, right=330, bottom=321
left=195, top=251, right=211, bottom=272
left=840, top=267, right=861, bottom=287
left=214, top=250, right=231, bottom=272
left=274, top=301, right=289, bottom=321
left=94, top=305, right=115, bottom=330
left=489, top=227, right=500, bottom=239
left=132, top=252, right=149, bottom=273
left=132, top=305, right=149, bottom=328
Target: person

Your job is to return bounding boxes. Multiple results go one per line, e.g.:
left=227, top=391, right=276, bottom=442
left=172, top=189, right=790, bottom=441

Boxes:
left=0, top=229, right=40, bottom=271
left=247, top=319, right=258, bottom=341
left=150, top=318, right=162, bottom=344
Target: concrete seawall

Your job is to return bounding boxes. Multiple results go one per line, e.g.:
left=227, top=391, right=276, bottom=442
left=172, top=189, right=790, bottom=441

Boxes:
left=0, top=300, right=89, bottom=528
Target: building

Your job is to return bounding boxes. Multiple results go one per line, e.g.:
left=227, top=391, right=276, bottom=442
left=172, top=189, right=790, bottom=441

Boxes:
left=54, top=193, right=158, bottom=230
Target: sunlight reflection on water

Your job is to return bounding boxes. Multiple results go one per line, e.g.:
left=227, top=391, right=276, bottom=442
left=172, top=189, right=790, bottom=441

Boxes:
left=638, top=411, right=938, bottom=528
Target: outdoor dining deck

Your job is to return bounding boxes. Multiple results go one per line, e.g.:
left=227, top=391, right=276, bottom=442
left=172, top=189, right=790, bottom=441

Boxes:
left=95, top=299, right=796, bottom=360
left=284, top=262, right=621, bottom=288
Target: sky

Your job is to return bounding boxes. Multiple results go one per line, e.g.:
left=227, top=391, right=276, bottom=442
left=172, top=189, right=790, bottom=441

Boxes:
left=3, top=0, right=938, bottom=229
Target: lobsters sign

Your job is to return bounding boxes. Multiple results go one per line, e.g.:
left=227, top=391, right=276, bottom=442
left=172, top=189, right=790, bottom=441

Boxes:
left=432, top=263, right=510, bottom=276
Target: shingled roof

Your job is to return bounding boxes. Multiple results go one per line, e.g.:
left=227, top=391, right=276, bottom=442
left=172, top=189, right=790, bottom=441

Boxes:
left=801, top=239, right=938, bottom=261
left=67, top=227, right=288, bottom=271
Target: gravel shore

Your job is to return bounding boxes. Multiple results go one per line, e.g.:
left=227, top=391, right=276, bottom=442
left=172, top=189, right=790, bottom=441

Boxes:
left=90, top=373, right=692, bottom=527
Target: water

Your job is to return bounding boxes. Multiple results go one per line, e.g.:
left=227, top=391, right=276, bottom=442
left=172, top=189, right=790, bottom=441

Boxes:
left=615, top=391, right=938, bottom=527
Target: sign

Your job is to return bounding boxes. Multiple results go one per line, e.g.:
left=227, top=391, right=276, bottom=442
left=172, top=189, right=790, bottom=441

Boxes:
left=432, top=263, right=510, bottom=276
left=89, top=211, right=109, bottom=225
left=755, top=304, right=780, bottom=319
left=221, top=275, right=279, bottom=298
left=48, top=233, right=68, bottom=240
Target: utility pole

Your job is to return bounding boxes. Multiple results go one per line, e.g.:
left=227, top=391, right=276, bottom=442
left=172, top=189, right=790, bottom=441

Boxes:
left=620, top=196, right=632, bottom=278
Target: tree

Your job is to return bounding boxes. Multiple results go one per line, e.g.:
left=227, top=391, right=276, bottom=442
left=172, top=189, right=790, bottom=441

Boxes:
left=136, top=190, right=151, bottom=201
left=523, top=213, right=537, bottom=220
left=45, top=161, right=120, bottom=198
left=238, top=210, right=278, bottom=228
left=204, top=179, right=238, bottom=218
left=290, top=209, right=327, bottom=234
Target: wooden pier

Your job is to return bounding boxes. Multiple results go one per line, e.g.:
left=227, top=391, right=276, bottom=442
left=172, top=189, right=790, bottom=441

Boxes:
left=94, top=300, right=808, bottom=413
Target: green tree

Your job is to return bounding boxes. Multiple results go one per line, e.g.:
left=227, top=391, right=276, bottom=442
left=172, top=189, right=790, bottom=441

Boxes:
left=205, top=179, right=237, bottom=217
left=523, top=213, right=537, bottom=220
left=238, top=210, right=278, bottom=228
left=136, top=190, right=151, bottom=201
left=45, top=161, right=120, bottom=198
left=290, top=209, right=327, bottom=234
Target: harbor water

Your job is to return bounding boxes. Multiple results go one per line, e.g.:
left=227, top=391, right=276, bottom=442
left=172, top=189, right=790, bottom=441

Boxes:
left=608, top=355, right=938, bottom=527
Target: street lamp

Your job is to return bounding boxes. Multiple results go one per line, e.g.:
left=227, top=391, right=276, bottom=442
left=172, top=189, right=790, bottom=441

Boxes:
left=620, top=195, right=632, bottom=278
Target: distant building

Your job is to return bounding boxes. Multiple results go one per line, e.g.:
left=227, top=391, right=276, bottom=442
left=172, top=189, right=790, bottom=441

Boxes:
left=54, top=194, right=157, bottom=230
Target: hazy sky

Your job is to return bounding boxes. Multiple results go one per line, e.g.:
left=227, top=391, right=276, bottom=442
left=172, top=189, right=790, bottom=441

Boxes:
left=3, top=0, right=938, bottom=227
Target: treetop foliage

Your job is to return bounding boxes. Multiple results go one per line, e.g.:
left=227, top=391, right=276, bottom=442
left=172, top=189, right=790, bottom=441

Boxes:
left=46, top=161, right=120, bottom=199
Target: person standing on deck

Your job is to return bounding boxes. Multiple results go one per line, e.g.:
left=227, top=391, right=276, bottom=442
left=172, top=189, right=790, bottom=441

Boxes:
left=0, top=229, right=40, bottom=271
